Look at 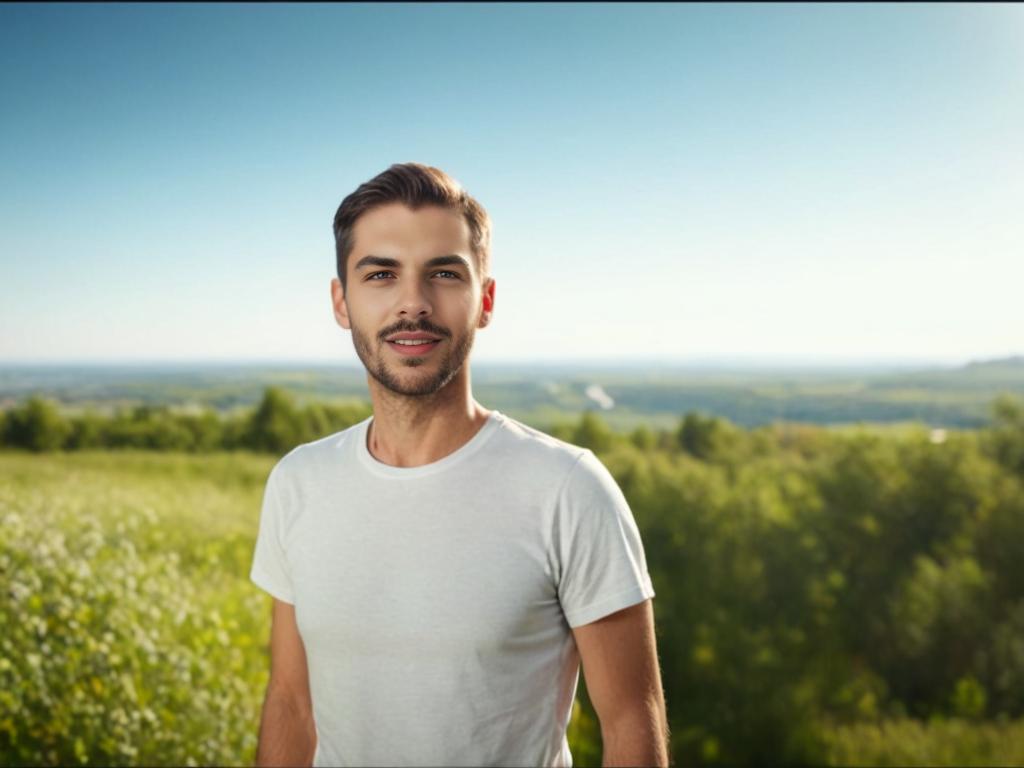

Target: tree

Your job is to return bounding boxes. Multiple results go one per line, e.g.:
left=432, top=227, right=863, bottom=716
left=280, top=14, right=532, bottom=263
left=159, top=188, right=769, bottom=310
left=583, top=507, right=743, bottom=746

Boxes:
left=984, top=395, right=1024, bottom=476
left=2, top=396, right=71, bottom=451
left=573, top=410, right=612, bottom=453
left=676, top=411, right=737, bottom=461
left=179, top=410, right=225, bottom=452
left=629, top=424, right=657, bottom=451
left=66, top=409, right=106, bottom=450
left=245, top=387, right=305, bottom=454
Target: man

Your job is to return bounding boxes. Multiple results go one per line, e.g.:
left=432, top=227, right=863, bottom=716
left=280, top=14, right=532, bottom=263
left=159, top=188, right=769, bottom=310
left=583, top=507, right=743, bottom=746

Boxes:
left=250, top=162, right=670, bottom=767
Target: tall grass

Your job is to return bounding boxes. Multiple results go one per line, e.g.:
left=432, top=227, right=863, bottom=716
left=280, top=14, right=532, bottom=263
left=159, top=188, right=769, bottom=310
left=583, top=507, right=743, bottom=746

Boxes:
left=0, top=450, right=603, bottom=765
left=0, top=451, right=272, bottom=766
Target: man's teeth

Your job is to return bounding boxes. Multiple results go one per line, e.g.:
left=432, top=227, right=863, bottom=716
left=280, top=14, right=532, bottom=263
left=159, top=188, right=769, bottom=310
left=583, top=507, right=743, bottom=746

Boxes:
left=392, top=339, right=437, bottom=346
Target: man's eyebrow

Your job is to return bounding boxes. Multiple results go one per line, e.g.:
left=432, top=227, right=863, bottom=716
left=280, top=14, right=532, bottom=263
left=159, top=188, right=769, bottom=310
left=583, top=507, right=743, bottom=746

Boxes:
left=424, top=254, right=472, bottom=270
left=353, top=254, right=472, bottom=271
left=353, top=255, right=400, bottom=271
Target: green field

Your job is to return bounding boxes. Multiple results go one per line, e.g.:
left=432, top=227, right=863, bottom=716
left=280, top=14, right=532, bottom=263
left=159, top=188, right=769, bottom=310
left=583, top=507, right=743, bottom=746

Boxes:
left=1, top=451, right=272, bottom=765
left=0, top=450, right=603, bottom=766
left=3, top=412, right=1024, bottom=766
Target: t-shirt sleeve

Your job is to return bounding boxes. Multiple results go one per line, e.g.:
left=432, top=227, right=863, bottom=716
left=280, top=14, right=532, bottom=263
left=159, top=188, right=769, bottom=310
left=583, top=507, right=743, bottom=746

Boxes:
left=555, top=449, right=656, bottom=628
left=250, top=462, right=296, bottom=604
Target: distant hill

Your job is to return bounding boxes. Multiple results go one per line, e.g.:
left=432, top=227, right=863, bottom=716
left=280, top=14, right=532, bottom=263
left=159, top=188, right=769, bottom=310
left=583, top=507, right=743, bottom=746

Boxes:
left=869, top=356, right=1024, bottom=392
left=963, top=355, right=1024, bottom=370
left=959, top=355, right=1024, bottom=378
left=1, top=357, right=1022, bottom=431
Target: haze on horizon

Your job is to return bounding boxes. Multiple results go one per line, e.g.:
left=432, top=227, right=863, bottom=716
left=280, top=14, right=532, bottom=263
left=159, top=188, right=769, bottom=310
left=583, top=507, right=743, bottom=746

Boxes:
left=1, top=4, right=1021, bottom=367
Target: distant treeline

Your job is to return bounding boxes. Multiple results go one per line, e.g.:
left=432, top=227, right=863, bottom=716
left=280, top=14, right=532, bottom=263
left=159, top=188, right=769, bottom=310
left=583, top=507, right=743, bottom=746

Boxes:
left=3, top=387, right=1024, bottom=467
left=0, top=388, right=372, bottom=454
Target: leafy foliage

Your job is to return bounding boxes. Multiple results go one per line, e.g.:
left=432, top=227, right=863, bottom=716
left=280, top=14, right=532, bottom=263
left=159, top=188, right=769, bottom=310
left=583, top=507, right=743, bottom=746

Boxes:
left=0, top=389, right=372, bottom=455
left=1, top=397, right=71, bottom=452
left=0, top=453, right=271, bottom=765
left=820, top=716, right=1024, bottom=765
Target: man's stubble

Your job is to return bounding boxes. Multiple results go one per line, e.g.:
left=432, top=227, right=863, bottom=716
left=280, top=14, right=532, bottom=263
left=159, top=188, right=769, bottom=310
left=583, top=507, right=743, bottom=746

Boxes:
left=349, top=317, right=476, bottom=398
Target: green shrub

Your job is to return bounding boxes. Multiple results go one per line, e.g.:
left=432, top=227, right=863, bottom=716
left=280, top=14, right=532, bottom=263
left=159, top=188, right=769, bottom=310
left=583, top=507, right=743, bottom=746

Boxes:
left=820, top=715, right=1024, bottom=766
left=2, top=397, right=70, bottom=452
left=0, top=452, right=272, bottom=766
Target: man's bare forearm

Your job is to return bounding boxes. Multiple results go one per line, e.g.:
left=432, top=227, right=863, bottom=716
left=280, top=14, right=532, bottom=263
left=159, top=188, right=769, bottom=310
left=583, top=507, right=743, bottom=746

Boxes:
left=600, top=704, right=671, bottom=768
left=255, top=686, right=317, bottom=767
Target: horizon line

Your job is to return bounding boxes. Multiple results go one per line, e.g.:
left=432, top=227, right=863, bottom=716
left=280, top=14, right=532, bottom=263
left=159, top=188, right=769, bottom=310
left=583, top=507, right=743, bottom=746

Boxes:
left=0, top=354, right=1019, bottom=370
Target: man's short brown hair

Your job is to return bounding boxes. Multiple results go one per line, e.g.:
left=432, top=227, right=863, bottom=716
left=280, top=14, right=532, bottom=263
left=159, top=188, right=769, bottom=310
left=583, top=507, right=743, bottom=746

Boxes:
left=333, top=162, right=492, bottom=294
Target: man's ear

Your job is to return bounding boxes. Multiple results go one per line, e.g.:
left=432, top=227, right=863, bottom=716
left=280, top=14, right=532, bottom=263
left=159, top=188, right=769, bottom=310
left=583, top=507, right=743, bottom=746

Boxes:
left=331, top=278, right=351, bottom=330
left=478, top=277, right=496, bottom=329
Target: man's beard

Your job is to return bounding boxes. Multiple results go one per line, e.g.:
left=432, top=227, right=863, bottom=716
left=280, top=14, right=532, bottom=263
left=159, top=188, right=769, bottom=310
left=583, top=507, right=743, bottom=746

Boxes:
left=350, top=320, right=475, bottom=397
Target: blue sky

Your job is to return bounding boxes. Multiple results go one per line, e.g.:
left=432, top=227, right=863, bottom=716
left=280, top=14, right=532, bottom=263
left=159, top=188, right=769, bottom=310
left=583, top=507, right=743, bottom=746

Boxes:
left=1, top=3, right=1021, bottom=365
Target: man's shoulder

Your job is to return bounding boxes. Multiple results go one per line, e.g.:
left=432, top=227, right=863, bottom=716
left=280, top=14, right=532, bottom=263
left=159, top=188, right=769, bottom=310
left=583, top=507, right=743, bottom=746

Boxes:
left=489, top=412, right=590, bottom=476
left=271, top=418, right=367, bottom=479
left=488, top=414, right=629, bottom=511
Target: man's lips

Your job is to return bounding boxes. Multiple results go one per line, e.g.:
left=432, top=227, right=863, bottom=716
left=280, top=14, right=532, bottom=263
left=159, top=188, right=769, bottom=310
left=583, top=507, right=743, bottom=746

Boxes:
left=385, top=338, right=442, bottom=356
left=386, top=331, right=442, bottom=341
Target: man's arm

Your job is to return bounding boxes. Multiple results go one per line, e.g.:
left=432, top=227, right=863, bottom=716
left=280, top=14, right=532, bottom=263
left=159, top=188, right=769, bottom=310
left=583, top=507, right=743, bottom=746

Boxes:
left=255, top=598, right=317, bottom=767
left=572, top=599, right=670, bottom=767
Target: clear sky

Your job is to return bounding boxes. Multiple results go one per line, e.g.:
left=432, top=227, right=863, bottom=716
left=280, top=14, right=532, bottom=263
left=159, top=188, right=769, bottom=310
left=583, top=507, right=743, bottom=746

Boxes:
left=1, top=3, right=1021, bottom=366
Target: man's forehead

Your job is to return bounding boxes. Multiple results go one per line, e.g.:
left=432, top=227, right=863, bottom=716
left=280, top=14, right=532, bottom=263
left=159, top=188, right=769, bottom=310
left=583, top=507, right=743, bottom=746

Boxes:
left=354, top=202, right=470, bottom=245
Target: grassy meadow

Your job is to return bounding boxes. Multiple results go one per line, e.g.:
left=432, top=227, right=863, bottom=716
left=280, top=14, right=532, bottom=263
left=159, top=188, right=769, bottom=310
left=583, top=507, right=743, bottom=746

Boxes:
left=1, top=451, right=273, bottom=765
left=3, top=368, right=1024, bottom=765
left=0, top=449, right=605, bottom=766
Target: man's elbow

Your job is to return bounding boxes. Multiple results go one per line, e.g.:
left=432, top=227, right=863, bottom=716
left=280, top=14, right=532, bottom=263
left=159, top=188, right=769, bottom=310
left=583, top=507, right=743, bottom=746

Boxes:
left=266, top=679, right=314, bottom=717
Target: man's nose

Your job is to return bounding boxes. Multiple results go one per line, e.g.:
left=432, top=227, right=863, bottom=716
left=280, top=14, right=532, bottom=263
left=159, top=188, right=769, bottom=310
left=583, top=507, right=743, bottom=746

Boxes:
left=397, top=279, right=432, bottom=317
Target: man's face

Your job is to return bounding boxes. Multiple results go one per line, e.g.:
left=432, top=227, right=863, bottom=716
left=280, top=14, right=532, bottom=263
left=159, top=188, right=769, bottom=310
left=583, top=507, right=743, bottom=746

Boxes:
left=331, top=202, right=495, bottom=397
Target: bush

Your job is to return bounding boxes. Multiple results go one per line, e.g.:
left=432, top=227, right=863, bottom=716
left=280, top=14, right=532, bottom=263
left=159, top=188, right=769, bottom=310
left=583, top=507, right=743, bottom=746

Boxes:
left=676, top=411, right=739, bottom=462
left=0, top=452, right=272, bottom=766
left=2, top=397, right=71, bottom=451
left=819, top=715, right=1024, bottom=765
left=65, top=410, right=106, bottom=450
left=1, top=390, right=373, bottom=456
left=984, top=395, right=1024, bottom=476
left=244, top=387, right=305, bottom=454
left=573, top=411, right=613, bottom=453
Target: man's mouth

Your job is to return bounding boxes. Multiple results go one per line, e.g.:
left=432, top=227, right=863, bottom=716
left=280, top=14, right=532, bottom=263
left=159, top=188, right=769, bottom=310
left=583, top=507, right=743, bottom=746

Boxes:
left=386, top=338, right=442, bottom=355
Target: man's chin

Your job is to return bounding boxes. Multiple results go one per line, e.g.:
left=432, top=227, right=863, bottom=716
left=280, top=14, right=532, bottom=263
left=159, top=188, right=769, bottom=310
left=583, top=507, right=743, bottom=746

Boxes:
left=370, top=361, right=455, bottom=397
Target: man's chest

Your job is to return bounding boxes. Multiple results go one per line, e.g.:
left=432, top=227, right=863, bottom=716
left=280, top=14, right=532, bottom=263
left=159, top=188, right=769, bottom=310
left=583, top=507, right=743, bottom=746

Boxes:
left=287, top=492, right=563, bottom=662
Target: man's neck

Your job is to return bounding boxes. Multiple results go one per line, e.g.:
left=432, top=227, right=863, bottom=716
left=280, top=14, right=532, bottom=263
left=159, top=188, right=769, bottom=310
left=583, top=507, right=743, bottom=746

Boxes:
left=365, top=370, right=492, bottom=468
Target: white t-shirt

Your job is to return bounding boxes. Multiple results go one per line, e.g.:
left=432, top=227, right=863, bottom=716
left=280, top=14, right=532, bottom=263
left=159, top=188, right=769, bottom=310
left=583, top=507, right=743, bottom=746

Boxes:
left=250, top=409, right=655, bottom=767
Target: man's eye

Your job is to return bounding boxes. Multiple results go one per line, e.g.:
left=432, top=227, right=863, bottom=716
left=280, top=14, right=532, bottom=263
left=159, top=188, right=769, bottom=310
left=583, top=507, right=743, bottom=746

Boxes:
left=366, top=270, right=460, bottom=281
